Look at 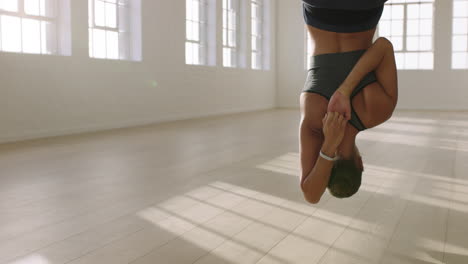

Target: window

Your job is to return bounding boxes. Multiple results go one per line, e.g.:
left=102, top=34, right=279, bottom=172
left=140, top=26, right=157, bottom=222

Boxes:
left=251, top=0, right=263, bottom=69
left=186, top=0, right=206, bottom=65
left=223, top=0, right=239, bottom=67
left=305, top=30, right=313, bottom=70
left=0, top=0, right=70, bottom=55
left=452, top=0, right=468, bottom=69
left=88, top=0, right=141, bottom=61
left=379, top=0, right=434, bottom=70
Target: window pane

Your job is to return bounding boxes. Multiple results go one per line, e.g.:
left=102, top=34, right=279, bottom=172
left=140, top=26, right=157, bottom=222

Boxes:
left=186, top=0, right=192, bottom=21
left=391, top=5, right=404, bottom=19
left=193, top=0, right=200, bottom=21
left=390, top=36, right=403, bottom=51
left=41, top=21, right=56, bottom=54
left=453, top=35, right=467, bottom=51
left=186, top=42, right=193, bottom=64
left=452, top=52, right=468, bottom=69
left=420, top=4, right=432, bottom=19
left=407, top=20, right=419, bottom=36
left=25, top=0, right=40, bottom=16
left=453, top=18, right=468, bottom=35
left=193, top=21, right=200, bottom=41
left=454, top=1, right=468, bottom=17
left=223, top=47, right=231, bottom=67
left=419, top=36, right=432, bottom=51
left=391, top=20, right=403, bottom=36
left=252, top=3, right=261, bottom=18
left=420, top=19, right=432, bottom=35
left=92, top=28, right=106, bottom=58
left=395, top=52, right=405, bottom=69
left=228, top=30, right=236, bottom=47
left=192, top=42, right=200, bottom=64
left=228, top=10, right=236, bottom=29
left=407, top=4, right=420, bottom=19
left=41, top=0, right=55, bottom=17
left=186, top=21, right=192, bottom=40
left=407, top=36, right=419, bottom=51
left=223, top=9, right=227, bottom=28
left=106, top=30, right=118, bottom=59
left=404, top=52, right=419, bottom=69
left=379, top=20, right=391, bottom=36
left=1, top=15, right=21, bottom=52
left=252, top=36, right=257, bottom=51
left=94, top=0, right=106, bottom=27
left=252, top=51, right=260, bottom=69
left=105, top=2, right=117, bottom=28
left=419, top=52, right=433, bottom=69
left=22, top=19, right=41, bottom=54
left=0, top=0, right=18, bottom=12
left=223, top=29, right=227, bottom=46
left=253, top=21, right=261, bottom=36
left=381, top=6, right=391, bottom=20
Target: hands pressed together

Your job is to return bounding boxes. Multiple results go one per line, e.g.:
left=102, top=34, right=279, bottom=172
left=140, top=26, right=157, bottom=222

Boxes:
left=321, top=89, right=351, bottom=155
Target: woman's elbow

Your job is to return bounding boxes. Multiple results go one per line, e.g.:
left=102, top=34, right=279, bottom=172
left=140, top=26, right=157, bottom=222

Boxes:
left=301, top=183, right=322, bottom=204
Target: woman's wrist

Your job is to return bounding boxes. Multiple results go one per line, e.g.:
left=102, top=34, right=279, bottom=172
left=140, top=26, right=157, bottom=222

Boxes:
left=337, top=86, right=352, bottom=98
left=321, top=142, right=337, bottom=158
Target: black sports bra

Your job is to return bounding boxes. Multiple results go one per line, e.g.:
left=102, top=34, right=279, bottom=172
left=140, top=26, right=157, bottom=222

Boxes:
left=303, top=3, right=385, bottom=33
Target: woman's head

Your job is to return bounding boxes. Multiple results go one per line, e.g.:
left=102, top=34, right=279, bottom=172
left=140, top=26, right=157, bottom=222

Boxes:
left=327, top=155, right=363, bottom=198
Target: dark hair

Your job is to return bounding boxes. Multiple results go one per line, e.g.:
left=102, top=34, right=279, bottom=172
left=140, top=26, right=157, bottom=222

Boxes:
left=327, top=159, right=362, bottom=198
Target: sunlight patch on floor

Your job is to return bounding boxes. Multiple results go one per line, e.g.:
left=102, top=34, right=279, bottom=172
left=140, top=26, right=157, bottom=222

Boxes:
left=8, top=254, right=51, bottom=264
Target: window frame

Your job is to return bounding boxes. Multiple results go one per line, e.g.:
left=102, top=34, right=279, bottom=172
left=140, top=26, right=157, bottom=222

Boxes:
left=0, top=0, right=58, bottom=54
left=452, top=0, right=468, bottom=69
left=223, top=0, right=240, bottom=68
left=88, top=0, right=132, bottom=60
left=185, top=0, right=208, bottom=65
left=251, top=0, right=263, bottom=70
left=379, top=0, right=435, bottom=70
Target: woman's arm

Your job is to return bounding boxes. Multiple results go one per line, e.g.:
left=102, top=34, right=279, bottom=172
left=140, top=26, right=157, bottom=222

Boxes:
left=300, top=112, right=347, bottom=204
left=328, top=37, right=397, bottom=118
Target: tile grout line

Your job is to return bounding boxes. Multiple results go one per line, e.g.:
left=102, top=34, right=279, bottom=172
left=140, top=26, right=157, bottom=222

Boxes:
left=65, top=187, right=252, bottom=264
left=2, top=143, right=288, bottom=264
left=129, top=189, right=282, bottom=264
left=376, top=159, right=431, bottom=264
left=441, top=128, right=460, bottom=263
left=252, top=197, right=332, bottom=264
left=187, top=194, right=331, bottom=264
left=315, top=184, right=387, bottom=264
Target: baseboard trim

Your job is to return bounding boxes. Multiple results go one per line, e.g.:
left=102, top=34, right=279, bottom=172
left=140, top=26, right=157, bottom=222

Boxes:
left=0, top=105, right=276, bottom=144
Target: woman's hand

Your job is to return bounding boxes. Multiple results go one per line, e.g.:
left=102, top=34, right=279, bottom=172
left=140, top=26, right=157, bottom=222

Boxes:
left=322, top=112, right=347, bottom=153
left=327, top=89, right=351, bottom=121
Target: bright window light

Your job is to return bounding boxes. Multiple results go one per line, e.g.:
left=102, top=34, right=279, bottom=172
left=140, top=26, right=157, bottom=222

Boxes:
left=251, top=0, right=263, bottom=69
left=452, top=0, right=468, bottom=69
left=0, top=0, right=60, bottom=54
left=186, top=0, right=207, bottom=65
left=379, top=0, right=434, bottom=70
left=223, top=0, right=238, bottom=67
left=89, top=0, right=141, bottom=61
left=305, top=30, right=313, bottom=70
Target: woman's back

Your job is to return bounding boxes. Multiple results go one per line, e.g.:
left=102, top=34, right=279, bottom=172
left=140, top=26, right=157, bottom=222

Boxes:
left=307, top=26, right=376, bottom=56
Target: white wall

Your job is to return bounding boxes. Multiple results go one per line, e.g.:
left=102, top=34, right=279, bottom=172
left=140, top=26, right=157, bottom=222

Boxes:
left=0, top=0, right=277, bottom=144
left=276, top=0, right=468, bottom=111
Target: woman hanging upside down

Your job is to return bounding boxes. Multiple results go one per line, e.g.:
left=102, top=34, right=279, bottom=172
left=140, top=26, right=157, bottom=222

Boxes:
left=299, top=0, right=398, bottom=204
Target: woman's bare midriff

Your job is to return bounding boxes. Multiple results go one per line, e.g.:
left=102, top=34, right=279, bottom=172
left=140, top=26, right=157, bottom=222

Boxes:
left=307, top=25, right=376, bottom=55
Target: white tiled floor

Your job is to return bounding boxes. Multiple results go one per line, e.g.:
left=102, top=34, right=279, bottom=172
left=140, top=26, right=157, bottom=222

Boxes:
left=1, top=109, right=467, bottom=264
